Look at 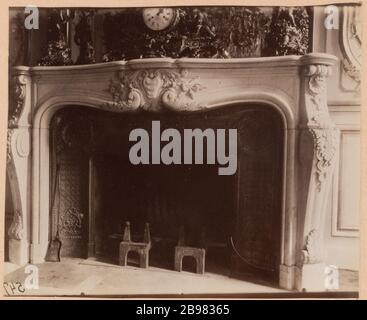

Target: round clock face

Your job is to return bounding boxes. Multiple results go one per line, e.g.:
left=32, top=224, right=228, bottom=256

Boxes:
left=142, top=8, right=176, bottom=31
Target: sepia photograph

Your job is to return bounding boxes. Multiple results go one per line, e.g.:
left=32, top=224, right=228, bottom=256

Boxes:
left=2, top=1, right=363, bottom=299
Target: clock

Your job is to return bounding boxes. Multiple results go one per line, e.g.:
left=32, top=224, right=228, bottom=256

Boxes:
left=142, top=8, right=178, bottom=31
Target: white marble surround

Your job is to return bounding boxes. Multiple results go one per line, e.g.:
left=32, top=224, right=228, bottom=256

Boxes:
left=7, top=53, right=339, bottom=291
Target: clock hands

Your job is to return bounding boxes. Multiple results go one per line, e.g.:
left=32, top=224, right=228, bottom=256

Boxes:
left=143, top=8, right=175, bottom=30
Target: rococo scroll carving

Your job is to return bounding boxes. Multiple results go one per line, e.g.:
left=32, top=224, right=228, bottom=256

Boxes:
left=340, top=6, right=361, bottom=91
left=104, top=69, right=206, bottom=112
left=304, top=64, right=338, bottom=191
left=9, top=75, right=27, bottom=127
left=8, top=210, right=24, bottom=240
left=300, top=229, right=321, bottom=264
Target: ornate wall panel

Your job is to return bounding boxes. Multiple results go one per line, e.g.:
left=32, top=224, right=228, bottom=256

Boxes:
left=331, top=129, right=360, bottom=237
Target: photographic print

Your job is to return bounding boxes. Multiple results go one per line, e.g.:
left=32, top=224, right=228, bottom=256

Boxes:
left=2, top=2, right=363, bottom=299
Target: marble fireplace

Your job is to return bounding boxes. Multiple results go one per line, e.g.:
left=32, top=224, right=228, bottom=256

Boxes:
left=6, top=53, right=339, bottom=291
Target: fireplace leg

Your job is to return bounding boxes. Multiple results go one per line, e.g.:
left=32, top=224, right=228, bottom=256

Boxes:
left=8, top=239, right=29, bottom=265
left=30, top=242, right=48, bottom=264
left=279, top=264, right=296, bottom=291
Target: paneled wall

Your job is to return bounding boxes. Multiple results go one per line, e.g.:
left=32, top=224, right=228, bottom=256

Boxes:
left=313, top=5, right=361, bottom=270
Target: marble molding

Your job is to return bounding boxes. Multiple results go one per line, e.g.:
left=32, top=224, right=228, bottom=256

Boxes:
left=7, top=53, right=338, bottom=291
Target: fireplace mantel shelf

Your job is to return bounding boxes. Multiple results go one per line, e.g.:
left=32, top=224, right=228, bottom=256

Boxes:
left=13, top=53, right=337, bottom=73
left=7, top=52, right=340, bottom=292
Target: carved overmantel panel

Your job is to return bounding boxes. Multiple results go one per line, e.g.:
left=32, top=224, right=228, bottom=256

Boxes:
left=8, top=53, right=338, bottom=291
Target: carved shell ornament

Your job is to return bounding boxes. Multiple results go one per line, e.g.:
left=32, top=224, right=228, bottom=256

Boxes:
left=105, top=69, right=206, bottom=112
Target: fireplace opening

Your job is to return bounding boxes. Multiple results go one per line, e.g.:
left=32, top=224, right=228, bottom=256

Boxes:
left=49, top=103, right=284, bottom=286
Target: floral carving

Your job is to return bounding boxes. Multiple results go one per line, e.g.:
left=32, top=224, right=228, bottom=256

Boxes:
left=8, top=210, right=24, bottom=240
left=304, top=64, right=338, bottom=191
left=105, top=69, right=206, bottom=111
left=309, top=128, right=338, bottom=190
left=59, top=207, right=84, bottom=236
left=305, top=65, right=329, bottom=112
left=9, top=75, right=27, bottom=127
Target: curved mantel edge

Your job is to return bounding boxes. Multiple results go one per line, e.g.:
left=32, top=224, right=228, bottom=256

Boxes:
left=8, top=52, right=339, bottom=131
left=12, top=53, right=338, bottom=75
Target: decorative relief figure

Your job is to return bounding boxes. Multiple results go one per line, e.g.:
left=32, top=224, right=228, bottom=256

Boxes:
left=105, top=69, right=206, bottom=112
left=9, top=75, right=27, bottom=127
left=8, top=210, right=24, bottom=240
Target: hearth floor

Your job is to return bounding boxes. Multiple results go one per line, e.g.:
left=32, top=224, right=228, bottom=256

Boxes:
left=3, top=259, right=358, bottom=297
left=3, top=258, right=285, bottom=296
